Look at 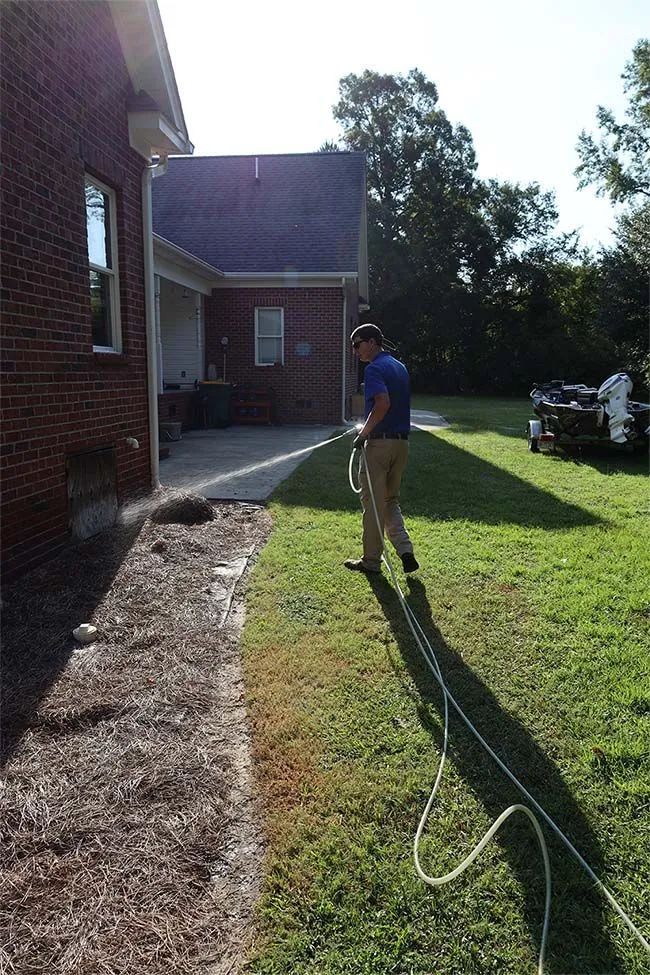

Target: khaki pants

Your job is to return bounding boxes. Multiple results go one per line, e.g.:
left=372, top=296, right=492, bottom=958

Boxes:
left=358, top=439, right=414, bottom=570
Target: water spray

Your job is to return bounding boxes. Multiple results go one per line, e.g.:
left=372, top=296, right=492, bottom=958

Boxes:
left=118, top=430, right=355, bottom=525
left=349, top=438, right=649, bottom=973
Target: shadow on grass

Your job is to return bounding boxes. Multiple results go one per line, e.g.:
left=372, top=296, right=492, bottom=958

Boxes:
left=1, top=519, right=144, bottom=766
left=413, top=399, right=650, bottom=472
left=278, top=432, right=605, bottom=528
left=365, top=573, right=626, bottom=974
left=541, top=443, right=650, bottom=477
left=434, top=409, right=650, bottom=473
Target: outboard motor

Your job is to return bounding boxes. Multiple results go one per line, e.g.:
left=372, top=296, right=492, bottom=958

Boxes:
left=597, top=374, right=635, bottom=443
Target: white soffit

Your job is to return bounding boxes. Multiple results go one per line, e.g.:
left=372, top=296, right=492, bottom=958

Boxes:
left=128, top=111, right=189, bottom=158
left=110, top=0, right=193, bottom=154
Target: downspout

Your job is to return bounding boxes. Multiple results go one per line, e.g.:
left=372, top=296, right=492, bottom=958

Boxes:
left=154, top=275, right=163, bottom=395
left=142, top=154, right=168, bottom=489
left=341, top=277, right=348, bottom=423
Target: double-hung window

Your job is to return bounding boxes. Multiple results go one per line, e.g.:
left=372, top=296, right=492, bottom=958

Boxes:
left=85, top=176, right=121, bottom=351
left=255, top=307, right=284, bottom=365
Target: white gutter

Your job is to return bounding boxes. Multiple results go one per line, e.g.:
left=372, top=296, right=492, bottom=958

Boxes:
left=223, top=271, right=358, bottom=280
left=341, top=277, right=348, bottom=423
left=142, top=160, right=165, bottom=489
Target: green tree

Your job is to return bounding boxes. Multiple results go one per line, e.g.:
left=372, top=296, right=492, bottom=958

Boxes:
left=576, top=39, right=649, bottom=389
left=331, top=69, right=479, bottom=310
left=473, top=182, right=579, bottom=391
left=576, top=39, right=650, bottom=202
left=596, top=245, right=650, bottom=386
left=330, top=68, right=491, bottom=390
left=324, top=66, right=630, bottom=394
left=616, top=201, right=650, bottom=267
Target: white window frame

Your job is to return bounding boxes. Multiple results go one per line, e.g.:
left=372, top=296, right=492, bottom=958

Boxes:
left=254, top=307, right=284, bottom=366
left=85, top=175, right=122, bottom=353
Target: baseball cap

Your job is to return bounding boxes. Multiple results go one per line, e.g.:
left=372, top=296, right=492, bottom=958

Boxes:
left=350, top=323, right=384, bottom=345
left=350, top=323, right=397, bottom=351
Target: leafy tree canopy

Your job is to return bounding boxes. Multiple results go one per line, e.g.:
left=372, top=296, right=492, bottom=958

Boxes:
left=576, top=39, right=650, bottom=202
left=318, top=140, right=341, bottom=152
left=322, top=60, right=648, bottom=393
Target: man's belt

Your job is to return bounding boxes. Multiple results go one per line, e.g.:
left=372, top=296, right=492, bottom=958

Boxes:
left=368, top=432, right=409, bottom=440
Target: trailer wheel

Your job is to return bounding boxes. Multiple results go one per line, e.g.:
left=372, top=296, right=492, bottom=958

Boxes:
left=527, top=420, right=542, bottom=453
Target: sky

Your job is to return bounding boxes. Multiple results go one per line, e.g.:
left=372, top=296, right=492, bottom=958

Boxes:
left=158, top=0, right=648, bottom=249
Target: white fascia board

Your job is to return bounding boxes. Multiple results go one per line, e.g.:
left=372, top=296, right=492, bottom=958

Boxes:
left=154, top=236, right=223, bottom=295
left=154, top=256, right=214, bottom=296
left=214, top=272, right=358, bottom=289
left=154, top=235, right=224, bottom=277
left=146, top=1, right=192, bottom=148
left=223, top=271, right=358, bottom=278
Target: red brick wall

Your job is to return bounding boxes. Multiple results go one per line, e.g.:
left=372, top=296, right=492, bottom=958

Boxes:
left=158, top=391, right=196, bottom=430
left=0, top=1, right=152, bottom=578
left=205, top=288, right=349, bottom=425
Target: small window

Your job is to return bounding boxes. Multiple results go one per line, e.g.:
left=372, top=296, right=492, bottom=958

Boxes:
left=85, top=177, right=121, bottom=351
left=255, top=307, right=284, bottom=365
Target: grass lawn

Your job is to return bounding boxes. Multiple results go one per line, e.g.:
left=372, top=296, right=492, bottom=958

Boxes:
left=241, top=396, right=650, bottom=974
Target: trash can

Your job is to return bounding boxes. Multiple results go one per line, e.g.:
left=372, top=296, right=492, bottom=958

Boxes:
left=198, top=382, right=233, bottom=428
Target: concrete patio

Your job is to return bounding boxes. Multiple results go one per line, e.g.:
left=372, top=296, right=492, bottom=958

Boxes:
left=160, top=425, right=343, bottom=500
left=160, top=411, right=448, bottom=501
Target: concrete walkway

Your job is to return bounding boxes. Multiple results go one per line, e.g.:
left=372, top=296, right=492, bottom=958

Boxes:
left=411, top=410, right=450, bottom=431
left=160, top=425, right=342, bottom=501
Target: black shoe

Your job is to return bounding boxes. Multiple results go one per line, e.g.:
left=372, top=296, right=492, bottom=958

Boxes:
left=401, top=552, right=419, bottom=573
left=344, top=558, right=381, bottom=574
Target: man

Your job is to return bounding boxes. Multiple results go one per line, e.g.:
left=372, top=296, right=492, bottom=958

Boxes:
left=345, top=323, right=419, bottom=575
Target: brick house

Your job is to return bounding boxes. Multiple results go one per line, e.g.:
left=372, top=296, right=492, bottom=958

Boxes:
left=151, top=153, right=369, bottom=426
left=0, top=0, right=192, bottom=577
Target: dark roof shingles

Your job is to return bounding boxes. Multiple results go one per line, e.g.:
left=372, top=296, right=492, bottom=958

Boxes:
left=152, top=152, right=365, bottom=274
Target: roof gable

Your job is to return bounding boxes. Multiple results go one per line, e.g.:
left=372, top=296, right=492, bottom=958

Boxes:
left=151, top=152, right=366, bottom=275
left=109, top=0, right=192, bottom=154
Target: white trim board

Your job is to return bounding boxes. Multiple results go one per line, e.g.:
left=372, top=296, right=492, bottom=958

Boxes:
left=214, top=274, right=357, bottom=289
left=154, top=235, right=223, bottom=295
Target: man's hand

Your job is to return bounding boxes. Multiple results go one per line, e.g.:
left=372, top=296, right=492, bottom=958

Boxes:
left=352, top=433, right=367, bottom=450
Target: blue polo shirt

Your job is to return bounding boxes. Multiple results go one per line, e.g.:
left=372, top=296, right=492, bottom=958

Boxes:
left=363, top=351, right=411, bottom=434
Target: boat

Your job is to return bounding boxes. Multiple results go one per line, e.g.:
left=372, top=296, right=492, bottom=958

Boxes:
left=527, top=374, right=650, bottom=452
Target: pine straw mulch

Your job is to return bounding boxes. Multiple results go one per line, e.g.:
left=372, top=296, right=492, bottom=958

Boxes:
left=0, top=498, right=272, bottom=975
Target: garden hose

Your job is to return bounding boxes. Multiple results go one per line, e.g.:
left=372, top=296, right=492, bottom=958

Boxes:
left=347, top=440, right=649, bottom=973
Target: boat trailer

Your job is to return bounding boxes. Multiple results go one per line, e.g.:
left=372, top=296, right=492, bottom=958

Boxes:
left=527, top=373, right=650, bottom=453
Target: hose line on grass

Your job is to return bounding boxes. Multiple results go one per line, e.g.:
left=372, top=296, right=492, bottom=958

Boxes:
left=348, top=441, right=649, bottom=973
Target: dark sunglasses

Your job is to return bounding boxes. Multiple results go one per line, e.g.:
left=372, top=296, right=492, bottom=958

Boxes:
left=352, top=339, right=366, bottom=349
